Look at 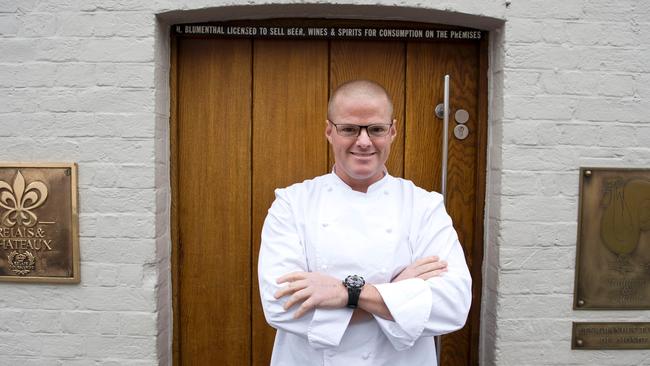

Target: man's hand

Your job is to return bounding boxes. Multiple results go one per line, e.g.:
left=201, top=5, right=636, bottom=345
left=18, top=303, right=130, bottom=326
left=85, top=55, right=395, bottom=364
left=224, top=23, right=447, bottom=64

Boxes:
left=392, top=256, right=447, bottom=282
left=275, top=272, right=347, bottom=319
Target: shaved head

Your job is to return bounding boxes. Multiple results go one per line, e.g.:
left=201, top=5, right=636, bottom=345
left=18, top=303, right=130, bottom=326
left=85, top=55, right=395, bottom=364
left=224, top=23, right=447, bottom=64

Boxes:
left=327, top=80, right=394, bottom=121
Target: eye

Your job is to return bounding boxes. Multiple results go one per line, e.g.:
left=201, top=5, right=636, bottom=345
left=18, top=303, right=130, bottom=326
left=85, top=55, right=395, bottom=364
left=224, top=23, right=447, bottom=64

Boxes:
left=339, top=125, right=359, bottom=135
left=368, top=125, right=389, bottom=135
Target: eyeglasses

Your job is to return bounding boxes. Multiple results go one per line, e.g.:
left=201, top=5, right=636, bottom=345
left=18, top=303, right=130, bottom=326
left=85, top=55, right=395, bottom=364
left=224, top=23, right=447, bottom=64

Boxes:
left=328, top=121, right=393, bottom=138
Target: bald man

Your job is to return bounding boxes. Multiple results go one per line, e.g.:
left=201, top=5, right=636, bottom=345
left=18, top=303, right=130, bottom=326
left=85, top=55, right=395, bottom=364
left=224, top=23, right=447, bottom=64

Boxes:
left=258, top=80, right=472, bottom=365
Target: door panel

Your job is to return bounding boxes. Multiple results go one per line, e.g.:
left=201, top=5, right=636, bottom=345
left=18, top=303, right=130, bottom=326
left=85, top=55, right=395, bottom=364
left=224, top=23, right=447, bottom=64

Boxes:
left=177, top=38, right=253, bottom=365
left=251, top=39, right=330, bottom=366
left=174, top=32, right=485, bottom=366
left=405, top=41, right=479, bottom=366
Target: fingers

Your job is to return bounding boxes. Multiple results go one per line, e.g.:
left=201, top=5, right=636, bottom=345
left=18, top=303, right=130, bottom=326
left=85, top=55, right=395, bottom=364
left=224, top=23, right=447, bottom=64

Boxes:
left=414, top=260, right=447, bottom=276
left=417, top=267, right=448, bottom=281
left=283, top=288, right=311, bottom=311
left=274, top=272, right=309, bottom=298
left=293, top=297, right=315, bottom=319
left=276, top=271, right=307, bottom=284
left=413, top=256, right=440, bottom=266
left=274, top=279, right=308, bottom=299
left=392, top=256, right=448, bottom=282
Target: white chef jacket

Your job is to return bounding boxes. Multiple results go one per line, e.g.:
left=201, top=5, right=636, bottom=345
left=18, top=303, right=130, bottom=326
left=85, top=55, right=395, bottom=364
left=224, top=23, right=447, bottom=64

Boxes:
left=258, top=172, right=472, bottom=366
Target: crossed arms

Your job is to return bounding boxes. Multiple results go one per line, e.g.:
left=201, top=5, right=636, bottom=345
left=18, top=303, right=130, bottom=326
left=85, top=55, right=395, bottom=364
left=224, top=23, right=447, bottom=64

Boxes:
left=274, top=255, right=448, bottom=321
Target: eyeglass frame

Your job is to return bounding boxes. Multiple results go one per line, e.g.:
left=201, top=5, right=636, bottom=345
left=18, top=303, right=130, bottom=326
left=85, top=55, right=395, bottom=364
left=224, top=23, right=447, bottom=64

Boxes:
left=327, top=120, right=395, bottom=138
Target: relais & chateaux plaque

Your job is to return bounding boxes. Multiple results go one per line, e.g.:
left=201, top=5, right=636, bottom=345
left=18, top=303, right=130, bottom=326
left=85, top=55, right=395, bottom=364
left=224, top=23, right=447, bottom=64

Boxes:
left=0, top=163, right=79, bottom=283
left=574, top=168, right=650, bottom=309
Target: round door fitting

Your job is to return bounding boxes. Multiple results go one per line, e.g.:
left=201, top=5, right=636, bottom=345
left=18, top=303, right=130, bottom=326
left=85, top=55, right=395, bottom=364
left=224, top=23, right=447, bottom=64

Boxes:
left=455, top=109, right=469, bottom=124
left=454, top=124, right=469, bottom=140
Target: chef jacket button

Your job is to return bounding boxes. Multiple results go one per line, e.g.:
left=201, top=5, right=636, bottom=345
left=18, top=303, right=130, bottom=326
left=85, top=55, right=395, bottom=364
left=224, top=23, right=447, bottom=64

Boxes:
left=322, top=223, right=328, bottom=227
left=327, top=187, right=333, bottom=192
left=383, top=190, right=389, bottom=195
left=386, top=228, right=392, bottom=233
left=321, top=264, right=328, bottom=270
left=362, top=352, right=371, bottom=360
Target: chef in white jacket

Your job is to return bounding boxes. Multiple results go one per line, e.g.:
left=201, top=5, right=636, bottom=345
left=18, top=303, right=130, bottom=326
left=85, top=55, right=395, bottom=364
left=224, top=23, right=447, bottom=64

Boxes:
left=258, top=79, right=472, bottom=365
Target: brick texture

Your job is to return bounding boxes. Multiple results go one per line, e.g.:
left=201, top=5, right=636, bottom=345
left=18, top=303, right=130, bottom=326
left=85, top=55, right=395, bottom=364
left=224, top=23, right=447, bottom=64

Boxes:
left=1, top=0, right=649, bottom=365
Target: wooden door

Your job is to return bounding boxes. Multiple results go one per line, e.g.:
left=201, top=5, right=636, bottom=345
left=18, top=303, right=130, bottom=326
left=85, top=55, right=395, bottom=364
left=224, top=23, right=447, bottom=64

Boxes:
left=172, top=22, right=487, bottom=366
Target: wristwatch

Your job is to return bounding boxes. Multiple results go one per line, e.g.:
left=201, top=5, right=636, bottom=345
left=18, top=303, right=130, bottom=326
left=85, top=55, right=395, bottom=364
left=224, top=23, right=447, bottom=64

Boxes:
left=343, top=275, right=365, bottom=309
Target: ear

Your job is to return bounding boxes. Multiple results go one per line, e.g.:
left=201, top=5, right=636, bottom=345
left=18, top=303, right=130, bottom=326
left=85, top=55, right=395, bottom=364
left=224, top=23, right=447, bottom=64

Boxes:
left=325, top=120, right=333, bottom=143
left=389, top=119, right=397, bottom=142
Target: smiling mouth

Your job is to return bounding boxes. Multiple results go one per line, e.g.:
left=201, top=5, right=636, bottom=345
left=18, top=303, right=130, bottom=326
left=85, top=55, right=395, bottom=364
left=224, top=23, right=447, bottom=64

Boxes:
left=350, top=152, right=376, bottom=157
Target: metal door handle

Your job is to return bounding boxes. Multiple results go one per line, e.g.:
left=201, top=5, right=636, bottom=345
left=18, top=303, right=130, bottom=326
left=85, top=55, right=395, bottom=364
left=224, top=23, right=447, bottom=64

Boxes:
left=433, top=75, right=450, bottom=199
left=441, top=74, right=450, bottom=201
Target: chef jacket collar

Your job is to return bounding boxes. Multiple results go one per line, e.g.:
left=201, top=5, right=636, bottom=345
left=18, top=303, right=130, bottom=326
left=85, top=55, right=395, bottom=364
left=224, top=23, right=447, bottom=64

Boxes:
left=330, top=165, right=391, bottom=194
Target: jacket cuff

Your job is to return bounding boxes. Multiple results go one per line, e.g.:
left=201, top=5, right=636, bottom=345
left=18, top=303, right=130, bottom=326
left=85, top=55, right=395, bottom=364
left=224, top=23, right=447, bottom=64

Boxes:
left=373, top=278, right=432, bottom=349
left=307, top=308, right=353, bottom=349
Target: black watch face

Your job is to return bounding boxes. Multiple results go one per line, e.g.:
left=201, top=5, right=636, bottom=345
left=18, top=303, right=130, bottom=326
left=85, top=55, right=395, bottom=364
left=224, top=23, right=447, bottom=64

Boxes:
left=345, top=275, right=365, bottom=288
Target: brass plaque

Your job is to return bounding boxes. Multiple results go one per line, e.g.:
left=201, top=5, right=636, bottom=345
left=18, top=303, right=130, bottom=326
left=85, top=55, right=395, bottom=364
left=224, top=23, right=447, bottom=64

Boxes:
left=574, top=168, right=650, bottom=309
left=0, top=163, right=79, bottom=283
left=572, top=322, right=650, bottom=349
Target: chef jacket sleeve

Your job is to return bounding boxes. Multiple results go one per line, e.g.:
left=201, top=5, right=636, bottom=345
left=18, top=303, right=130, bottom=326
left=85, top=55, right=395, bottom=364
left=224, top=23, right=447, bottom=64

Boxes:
left=372, top=192, right=472, bottom=351
left=258, top=188, right=353, bottom=349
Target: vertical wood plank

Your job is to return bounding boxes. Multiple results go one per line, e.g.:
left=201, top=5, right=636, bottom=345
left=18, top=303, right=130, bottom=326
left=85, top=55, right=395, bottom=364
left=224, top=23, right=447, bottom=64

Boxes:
left=329, top=40, right=406, bottom=177
left=441, top=41, right=479, bottom=366
left=405, top=41, right=479, bottom=366
left=177, top=38, right=252, bottom=365
left=251, top=39, right=330, bottom=366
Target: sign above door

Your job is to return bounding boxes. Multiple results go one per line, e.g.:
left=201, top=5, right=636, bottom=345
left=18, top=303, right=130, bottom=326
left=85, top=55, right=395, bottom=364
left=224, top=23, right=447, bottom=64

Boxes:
left=173, top=20, right=484, bottom=42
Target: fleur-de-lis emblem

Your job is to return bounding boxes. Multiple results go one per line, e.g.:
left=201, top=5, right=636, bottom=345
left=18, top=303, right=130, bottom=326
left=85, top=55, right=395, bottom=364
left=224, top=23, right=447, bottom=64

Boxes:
left=0, top=171, right=48, bottom=227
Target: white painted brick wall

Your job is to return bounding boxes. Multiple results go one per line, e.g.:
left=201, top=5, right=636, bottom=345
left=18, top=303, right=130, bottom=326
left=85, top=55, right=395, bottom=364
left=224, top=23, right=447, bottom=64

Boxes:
left=1, top=0, right=649, bottom=365
left=489, top=0, right=650, bottom=364
left=0, top=0, right=162, bottom=364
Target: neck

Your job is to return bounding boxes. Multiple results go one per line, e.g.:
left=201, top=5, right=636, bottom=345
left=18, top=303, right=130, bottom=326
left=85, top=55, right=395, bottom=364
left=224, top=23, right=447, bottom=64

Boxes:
left=333, top=165, right=385, bottom=193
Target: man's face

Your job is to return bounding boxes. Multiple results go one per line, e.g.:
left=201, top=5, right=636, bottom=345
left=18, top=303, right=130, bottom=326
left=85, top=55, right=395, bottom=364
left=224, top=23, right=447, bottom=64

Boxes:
left=326, top=94, right=396, bottom=189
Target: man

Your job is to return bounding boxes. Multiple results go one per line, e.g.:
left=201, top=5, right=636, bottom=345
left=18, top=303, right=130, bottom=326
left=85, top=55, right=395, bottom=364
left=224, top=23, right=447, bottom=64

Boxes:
left=258, top=80, right=471, bottom=365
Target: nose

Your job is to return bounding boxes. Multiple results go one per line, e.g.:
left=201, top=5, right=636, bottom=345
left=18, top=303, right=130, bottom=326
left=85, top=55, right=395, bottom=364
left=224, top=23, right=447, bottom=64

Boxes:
left=355, top=127, right=372, bottom=147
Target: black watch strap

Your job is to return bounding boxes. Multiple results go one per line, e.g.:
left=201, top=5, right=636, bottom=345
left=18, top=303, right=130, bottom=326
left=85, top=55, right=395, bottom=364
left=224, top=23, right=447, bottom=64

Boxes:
left=347, top=287, right=361, bottom=308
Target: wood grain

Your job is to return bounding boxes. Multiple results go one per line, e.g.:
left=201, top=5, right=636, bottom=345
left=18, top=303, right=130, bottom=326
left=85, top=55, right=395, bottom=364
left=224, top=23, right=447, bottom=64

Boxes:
left=405, top=41, right=479, bottom=366
left=177, top=38, right=252, bottom=365
left=329, top=40, right=406, bottom=177
left=251, top=39, right=330, bottom=366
